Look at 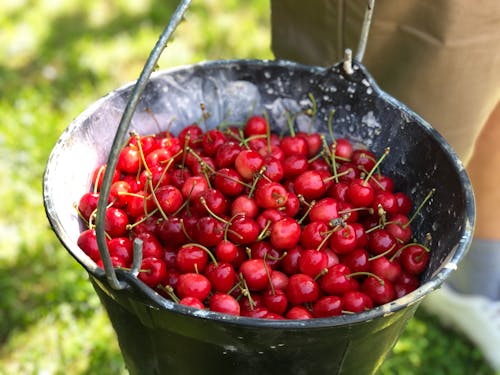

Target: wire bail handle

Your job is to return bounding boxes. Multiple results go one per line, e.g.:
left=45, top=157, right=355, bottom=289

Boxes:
left=94, top=0, right=375, bottom=290
left=344, top=0, right=375, bottom=74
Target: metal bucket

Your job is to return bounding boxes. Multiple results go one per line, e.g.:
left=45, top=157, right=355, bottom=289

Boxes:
left=43, top=2, right=475, bottom=374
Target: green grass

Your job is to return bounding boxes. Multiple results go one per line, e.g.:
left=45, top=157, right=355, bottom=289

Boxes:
left=0, top=1, right=495, bottom=374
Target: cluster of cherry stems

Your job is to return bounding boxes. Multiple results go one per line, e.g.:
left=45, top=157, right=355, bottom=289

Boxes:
left=76, top=111, right=432, bottom=320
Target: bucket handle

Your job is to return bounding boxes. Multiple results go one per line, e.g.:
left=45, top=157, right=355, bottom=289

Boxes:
left=93, top=0, right=376, bottom=290
left=94, top=0, right=193, bottom=290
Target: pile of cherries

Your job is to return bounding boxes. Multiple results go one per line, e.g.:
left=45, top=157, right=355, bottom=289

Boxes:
left=76, top=113, right=431, bottom=319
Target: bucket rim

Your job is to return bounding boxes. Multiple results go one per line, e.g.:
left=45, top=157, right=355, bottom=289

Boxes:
left=43, top=57, right=475, bottom=328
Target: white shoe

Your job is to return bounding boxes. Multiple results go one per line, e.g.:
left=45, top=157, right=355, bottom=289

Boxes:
left=421, top=284, right=500, bottom=372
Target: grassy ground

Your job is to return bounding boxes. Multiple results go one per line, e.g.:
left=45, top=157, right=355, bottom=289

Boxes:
left=0, top=1, right=495, bottom=374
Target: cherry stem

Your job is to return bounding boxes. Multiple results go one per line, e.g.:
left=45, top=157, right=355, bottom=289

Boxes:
left=147, top=174, right=168, bottom=220
left=316, top=225, right=339, bottom=250
left=73, top=203, right=90, bottom=228
left=285, top=110, right=296, bottom=137
left=186, top=147, right=216, bottom=174
left=239, top=273, right=256, bottom=310
left=180, top=218, right=194, bottom=242
left=389, top=241, right=431, bottom=262
left=200, top=197, right=229, bottom=225
left=248, top=166, right=267, bottom=198
left=126, top=207, right=159, bottom=231
left=314, top=267, right=329, bottom=281
left=327, top=109, right=336, bottom=144
left=213, top=170, right=252, bottom=189
left=263, top=254, right=275, bottom=295
left=158, top=284, right=180, bottom=303
left=306, top=92, right=317, bottom=133
left=404, top=188, right=436, bottom=228
left=132, top=131, right=151, bottom=175
left=256, top=111, right=270, bottom=154
left=298, top=200, right=316, bottom=224
left=257, top=220, right=272, bottom=241
left=363, top=147, right=390, bottom=185
left=348, top=271, right=384, bottom=285
left=182, top=242, right=218, bottom=266
left=368, top=243, right=398, bottom=261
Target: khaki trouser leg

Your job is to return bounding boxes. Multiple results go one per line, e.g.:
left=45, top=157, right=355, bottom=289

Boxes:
left=271, top=0, right=500, bottom=164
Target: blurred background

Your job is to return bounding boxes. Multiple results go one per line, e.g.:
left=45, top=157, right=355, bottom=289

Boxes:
left=0, top=1, right=495, bottom=374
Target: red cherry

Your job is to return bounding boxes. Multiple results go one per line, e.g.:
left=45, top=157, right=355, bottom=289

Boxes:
left=294, top=170, right=327, bottom=201
left=117, top=145, right=141, bottom=174
left=240, top=259, right=270, bottom=291
left=105, top=207, right=129, bottom=238
left=394, top=271, right=420, bottom=297
left=330, top=224, right=357, bottom=254
left=394, top=192, right=412, bottom=215
left=347, top=178, right=375, bottom=208
left=78, top=192, right=100, bottom=222
left=235, top=149, right=264, bottom=180
left=399, top=244, right=430, bottom=275
left=285, top=305, right=313, bottom=320
left=201, top=129, right=227, bottom=157
left=385, top=214, right=412, bottom=244
left=193, top=216, right=225, bottom=247
left=155, top=216, right=188, bottom=247
left=262, top=156, right=284, bottom=182
left=137, top=257, right=167, bottom=287
left=369, top=256, right=402, bottom=283
left=312, top=295, right=343, bottom=318
left=319, top=263, right=358, bottom=295
left=215, top=240, right=239, bottom=263
left=351, top=149, right=376, bottom=173
left=334, top=138, right=354, bottom=160
left=107, top=180, right=132, bottom=208
left=286, top=273, right=320, bottom=305
left=298, top=249, right=328, bottom=277
left=214, top=141, right=242, bottom=169
left=107, top=237, right=133, bottom=266
left=269, top=270, right=289, bottom=291
left=270, top=217, right=301, bottom=250
left=181, top=175, right=210, bottom=199
left=179, top=296, right=205, bottom=310
left=91, top=164, right=120, bottom=191
left=367, top=229, right=398, bottom=256
left=281, top=135, right=309, bottom=157
left=342, top=290, right=373, bottom=313
left=282, top=155, right=309, bottom=179
left=300, top=221, right=330, bottom=250
left=213, top=168, right=245, bottom=197
left=255, top=182, right=288, bottom=209
left=205, top=263, right=237, bottom=293
left=341, top=248, right=370, bottom=273
left=176, top=244, right=209, bottom=274
left=178, top=124, right=203, bottom=148
left=155, top=185, right=184, bottom=215
left=262, top=289, right=288, bottom=315
left=209, top=293, right=240, bottom=316
left=361, top=276, right=396, bottom=306
left=244, top=115, right=269, bottom=137
left=309, top=198, right=339, bottom=223
left=176, top=272, right=212, bottom=301
left=77, top=229, right=101, bottom=262
left=280, top=245, right=303, bottom=276
left=228, top=216, right=259, bottom=245
left=231, top=195, right=259, bottom=219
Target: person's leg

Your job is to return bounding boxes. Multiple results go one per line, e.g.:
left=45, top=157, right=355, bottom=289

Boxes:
left=422, top=103, right=500, bottom=371
left=271, top=0, right=500, bottom=369
left=448, top=102, right=500, bottom=299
